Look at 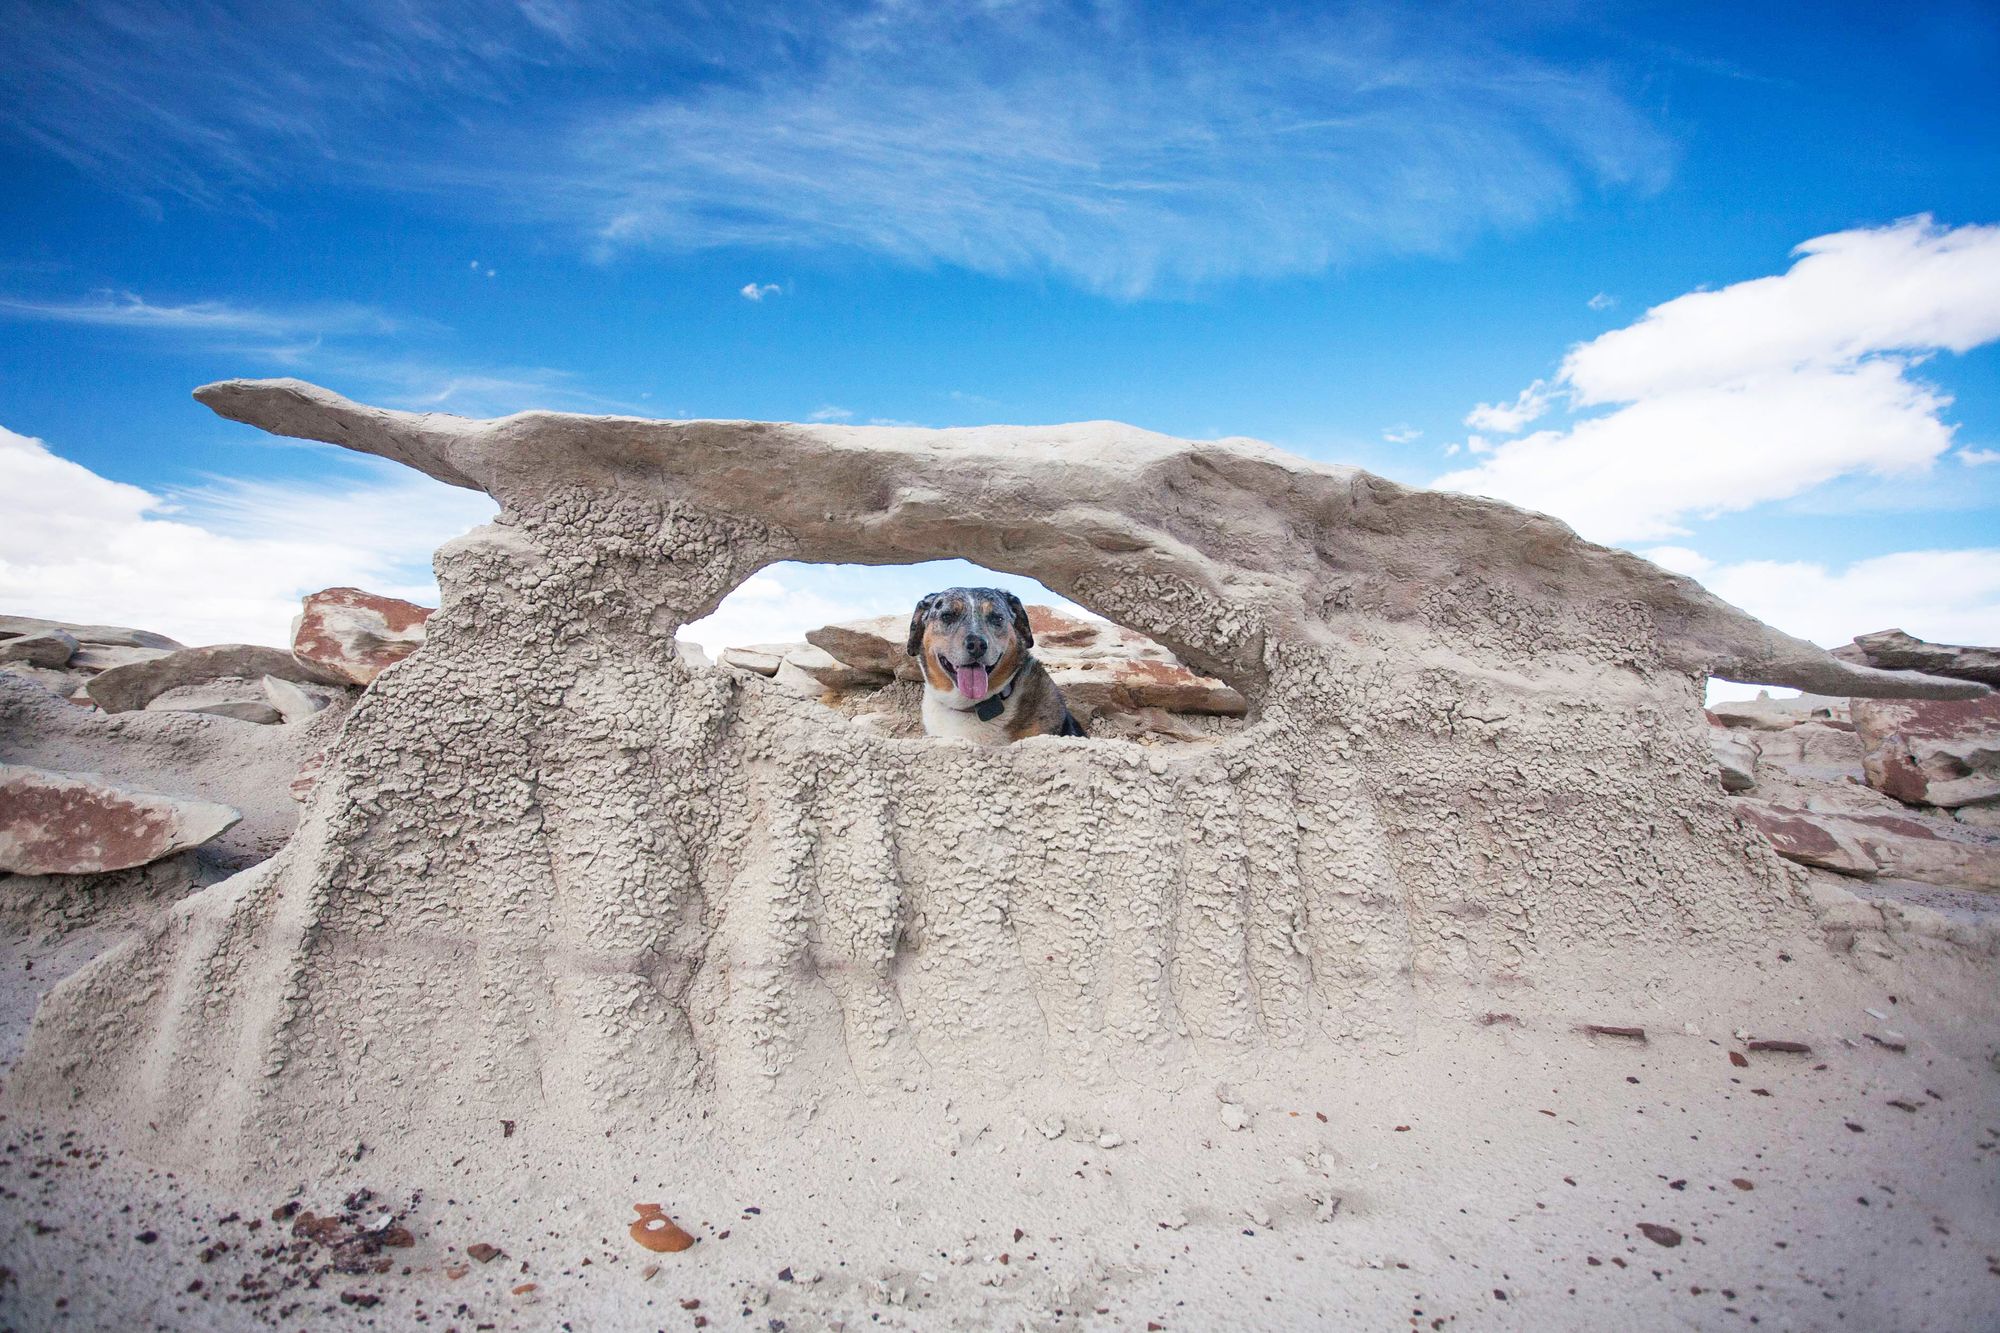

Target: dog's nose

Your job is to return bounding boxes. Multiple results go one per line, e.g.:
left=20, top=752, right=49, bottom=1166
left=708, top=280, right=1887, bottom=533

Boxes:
left=963, top=633, right=986, bottom=657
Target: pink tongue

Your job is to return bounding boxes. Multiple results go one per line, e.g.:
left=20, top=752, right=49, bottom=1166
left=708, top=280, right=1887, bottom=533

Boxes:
left=957, top=664, right=991, bottom=701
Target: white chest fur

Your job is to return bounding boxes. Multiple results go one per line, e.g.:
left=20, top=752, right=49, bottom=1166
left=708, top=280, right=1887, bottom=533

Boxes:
left=921, top=688, right=1017, bottom=745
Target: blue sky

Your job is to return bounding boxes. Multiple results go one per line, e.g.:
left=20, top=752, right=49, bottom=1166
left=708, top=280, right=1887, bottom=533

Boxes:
left=1, top=0, right=1996, bottom=670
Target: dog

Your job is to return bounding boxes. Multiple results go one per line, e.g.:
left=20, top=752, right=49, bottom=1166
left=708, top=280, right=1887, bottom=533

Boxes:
left=907, top=587, right=1085, bottom=743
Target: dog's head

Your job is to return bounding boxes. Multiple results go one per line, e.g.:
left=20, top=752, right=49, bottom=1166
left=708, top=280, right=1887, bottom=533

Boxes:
left=906, top=586, right=1034, bottom=705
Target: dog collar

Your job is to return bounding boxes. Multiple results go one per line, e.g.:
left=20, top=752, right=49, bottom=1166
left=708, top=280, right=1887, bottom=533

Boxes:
left=973, top=676, right=1017, bottom=722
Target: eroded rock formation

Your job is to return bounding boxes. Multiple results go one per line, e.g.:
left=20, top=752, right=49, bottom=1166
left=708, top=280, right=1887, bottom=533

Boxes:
left=12, top=378, right=1989, bottom=1173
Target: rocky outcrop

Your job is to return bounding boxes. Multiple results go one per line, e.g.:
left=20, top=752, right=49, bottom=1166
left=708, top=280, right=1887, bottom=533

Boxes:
left=1708, top=726, right=1758, bottom=792
left=717, top=645, right=788, bottom=676
left=1835, top=628, right=2000, bottom=689
left=261, top=675, right=330, bottom=723
left=1733, top=798, right=1999, bottom=890
left=1, top=673, right=348, bottom=870
left=11, top=377, right=1991, bottom=1177
left=1708, top=677, right=1999, bottom=892
left=290, top=586, right=433, bottom=686
left=0, top=763, right=241, bottom=875
left=86, top=644, right=338, bottom=713
left=0, top=615, right=181, bottom=652
left=780, top=643, right=894, bottom=691
left=1708, top=693, right=1849, bottom=731
left=0, top=629, right=79, bottom=668
left=1851, top=695, right=2000, bottom=809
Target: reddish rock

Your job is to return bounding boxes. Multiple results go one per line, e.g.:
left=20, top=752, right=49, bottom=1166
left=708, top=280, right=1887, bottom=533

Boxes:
left=290, top=747, right=328, bottom=804
left=630, top=1203, right=695, bottom=1253
left=1732, top=799, right=1876, bottom=876
left=1733, top=797, right=2000, bottom=890
left=0, top=763, right=241, bottom=874
left=292, top=587, right=434, bottom=686
left=1850, top=694, right=2000, bottom=809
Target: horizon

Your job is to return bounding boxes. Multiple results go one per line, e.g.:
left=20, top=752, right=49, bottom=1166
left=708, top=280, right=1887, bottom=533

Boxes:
left=3, top=2, right=1997, bottom=691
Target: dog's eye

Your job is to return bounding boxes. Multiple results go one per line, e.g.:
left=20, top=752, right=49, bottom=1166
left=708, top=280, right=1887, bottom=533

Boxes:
left=939, top=608, right=960, bottom=624
left=987, top=612, right=1004, bottom=625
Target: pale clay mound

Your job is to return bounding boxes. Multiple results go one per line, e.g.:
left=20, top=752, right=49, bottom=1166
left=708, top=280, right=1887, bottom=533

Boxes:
left=3, top=378, right=1998, bottom=1330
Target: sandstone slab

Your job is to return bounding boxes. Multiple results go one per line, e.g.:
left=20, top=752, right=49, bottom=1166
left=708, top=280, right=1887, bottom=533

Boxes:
left=87, top=644, right=339, bottom=713
left=782, top=644, right=893, bottom=691
left=1708, top=694, right=1850, bottom=731
left=0, top=629, right=79, bottom=668
left=1851, top=695, right=2000, bottom=809
left=291, top=586, right=433, bottom=686
left=805, top=614, right=907, bottom=677
left=2, top=670, right=347, bottom=870
left=146, top=690, right=284, bottom=724
left=262, top=675, right=329, bottom=724
left=0, top=662, right=87, bottom=701
left=1734, top=797, right=1999, bottom=890
left=1835, top=629, right=2000, bottom=689
left=66, top=644, right=174, bottom=673
left=0, top=762, right=242, bottom=875
left=718, top=644, right=795, bottom=676
left=0, top=615, right=182, bottom=651
left=1709, top=727, right=1758, bottom=792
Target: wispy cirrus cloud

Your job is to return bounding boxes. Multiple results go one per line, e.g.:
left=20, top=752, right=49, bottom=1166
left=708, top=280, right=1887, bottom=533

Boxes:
left=0, top=285, right=629, bottom=418
left=2, top=2, right=1672, bottom=296
left=0, top=291, right=403, bottom=339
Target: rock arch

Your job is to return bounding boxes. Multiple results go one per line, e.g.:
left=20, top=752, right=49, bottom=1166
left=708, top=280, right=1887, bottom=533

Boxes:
left=12, top=379, right=1980, bottom=1172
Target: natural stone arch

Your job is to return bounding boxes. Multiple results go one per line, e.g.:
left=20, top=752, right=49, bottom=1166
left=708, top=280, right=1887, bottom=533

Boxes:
left=12, top=379, right=1981, bottom=1174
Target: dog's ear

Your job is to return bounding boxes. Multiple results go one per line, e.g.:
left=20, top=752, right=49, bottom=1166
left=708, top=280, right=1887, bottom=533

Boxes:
left=1004, top=591, right=1034, bottom=650
left=906, top=594, right=937, bottom=657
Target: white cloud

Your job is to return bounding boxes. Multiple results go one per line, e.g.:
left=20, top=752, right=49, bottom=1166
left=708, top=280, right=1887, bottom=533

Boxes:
left=1438, top=217, right=2000, bottom=543
left=1587, top=292, right=1615, bottom=311
left=1962, top=448, right=2000, bottom=467
left=1462, top=381, right=1551, bottom=435
left=1382, top=425, right=1422, bottom=445
left=806, top=404, right=852, bottom=422
left=0, top=423, right=492, bottom=648
left=1669, top=547, right=2000, bottom=650
left=1563, top=219, right=2000, bottom=404
left=739, top=282, right=781, bottom=302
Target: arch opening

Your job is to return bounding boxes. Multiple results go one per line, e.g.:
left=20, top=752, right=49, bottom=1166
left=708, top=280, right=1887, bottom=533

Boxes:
left=683, top=558, right=1254, bottom=746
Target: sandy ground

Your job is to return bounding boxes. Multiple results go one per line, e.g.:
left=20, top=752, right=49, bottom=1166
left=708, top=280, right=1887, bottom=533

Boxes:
left=1, top=870, right=1995, bottom=1332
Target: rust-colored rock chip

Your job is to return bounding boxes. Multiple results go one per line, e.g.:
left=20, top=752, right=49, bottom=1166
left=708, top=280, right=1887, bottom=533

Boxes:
left=292, top=586, right=434, bottom=687
left=0, top=762, right=241, bottom=874
left=466, top=1242, right=502, bottom=1263
left=1636, top=1223, right=1683, bottom=1247
left=630, top=1203, right=696, bottom=1253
